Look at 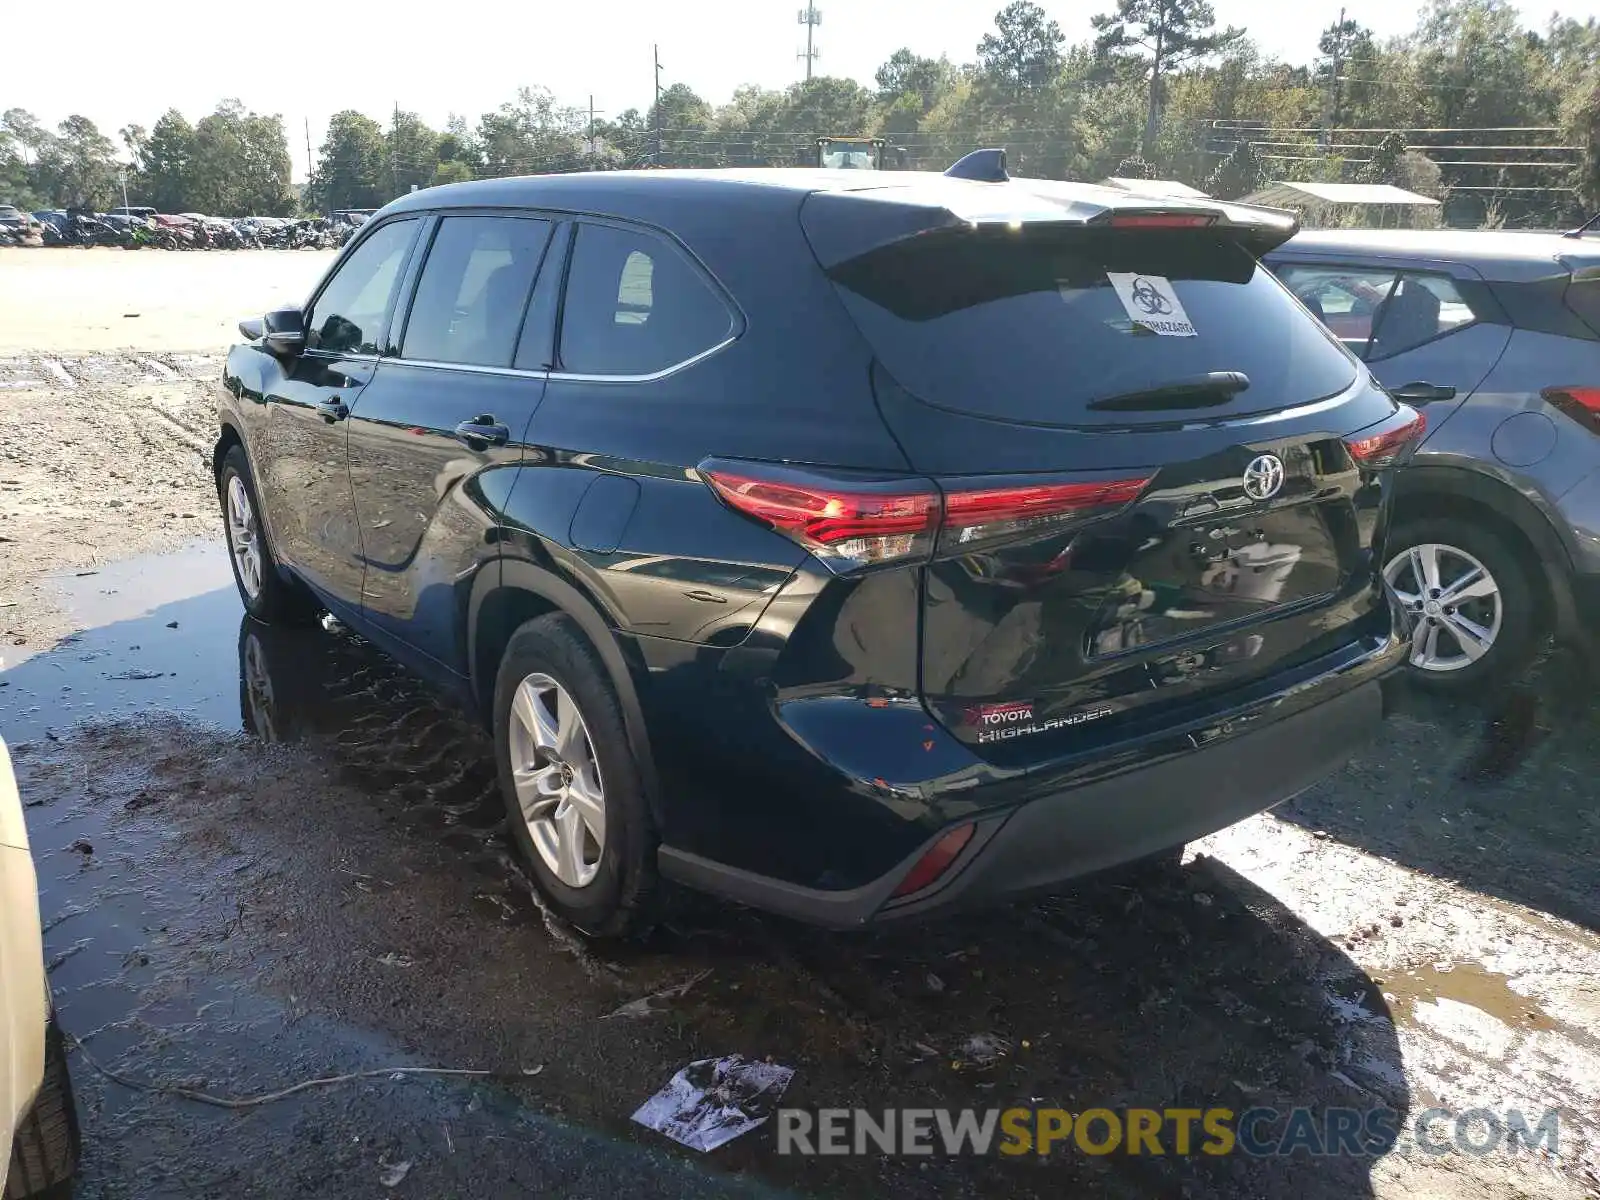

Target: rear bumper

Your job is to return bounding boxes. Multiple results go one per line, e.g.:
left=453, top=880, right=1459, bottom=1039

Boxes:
left=659, top=664, right=1389, bottom=929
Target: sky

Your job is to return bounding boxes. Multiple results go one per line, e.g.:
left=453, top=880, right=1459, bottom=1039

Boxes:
left=8, top=0, right=1599, bottom=180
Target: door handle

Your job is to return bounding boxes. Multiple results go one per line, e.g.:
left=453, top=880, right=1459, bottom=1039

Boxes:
left=453, top=418, right=510, bottom=447
left=1388, top=382, right=1457, bottom=405
left=317, top=397, right=349, bottom=423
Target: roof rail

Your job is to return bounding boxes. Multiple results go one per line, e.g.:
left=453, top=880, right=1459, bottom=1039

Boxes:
left=944, top=149, right=1008, bottom=183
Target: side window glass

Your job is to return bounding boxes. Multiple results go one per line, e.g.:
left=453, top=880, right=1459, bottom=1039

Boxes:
left=513, top=223, right=571, bottom=371
left=1368, top=271, right=1477, bottom=361
left=400, top=216, right=552, bottom=367
left=306, top=219, right=417, bottom=355
left=558, top=223, right=733, bottom=376
left=1274, top=264, right=1400, bottom=360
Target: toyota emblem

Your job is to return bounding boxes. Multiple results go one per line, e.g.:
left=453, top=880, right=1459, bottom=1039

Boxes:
left=1241, top=454, right=1285, bottom=501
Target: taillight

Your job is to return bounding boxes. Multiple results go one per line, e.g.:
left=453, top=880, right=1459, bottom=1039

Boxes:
left=702, top=464, right=940, bottom=571
left=939, top=477, right=1151, bottom=552
left=1108, top=212, right=1217, bottom=229
left=702, top=460, right=1151, bottom=573
left=1543, top=386, right=1600, bottom=436
left=1344, top=404, right=1426, bottom=470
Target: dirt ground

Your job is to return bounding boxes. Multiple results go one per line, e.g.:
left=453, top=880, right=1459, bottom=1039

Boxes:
left=0, top=247, right=336, bottom=355
left=0, top=248, right=336, bottom=656
left=1, top=250, right=1598, bottom=1199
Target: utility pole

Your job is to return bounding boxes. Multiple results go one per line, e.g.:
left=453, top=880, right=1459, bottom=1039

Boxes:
left=118, top=166, right=130, bottom=212
left=304, top=117, right=314, bottom=183
left=391, top=101, right=400, bottom=197
left=584, top=96, right=607, bottom=171
left=653, top=45, right=664, bottom=166
left=1328, top=7, right=1346, bottom=137
left=797, top=5, right=821, bottom=81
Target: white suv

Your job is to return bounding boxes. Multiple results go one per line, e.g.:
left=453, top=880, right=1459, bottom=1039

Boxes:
left=0, top=738, right=78, bottom=1198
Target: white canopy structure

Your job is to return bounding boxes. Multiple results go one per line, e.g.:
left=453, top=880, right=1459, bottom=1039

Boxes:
left=1099, top=177, right=1212, bottom=200
left=1239, top=182, right=1440, bottom=208
left=1236, top=182, right=1442, bottom=229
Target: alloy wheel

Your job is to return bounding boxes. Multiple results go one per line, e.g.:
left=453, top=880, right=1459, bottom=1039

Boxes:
left=1383, top=542, right=1503, bottom=673
left=507, top=672, right=607, bottom=887
left=225, top=475, right=264, bottom=601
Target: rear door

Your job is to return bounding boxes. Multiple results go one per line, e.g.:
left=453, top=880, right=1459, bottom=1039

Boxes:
left=1273, top=258, right=1510, bottom=428
left=508, top=219, right=795, bottom=644
left=820, top=220, right=1399, bottom=755
left=345, top=212, right=557, bottom=670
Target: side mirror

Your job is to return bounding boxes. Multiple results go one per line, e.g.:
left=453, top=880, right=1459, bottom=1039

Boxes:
left=238, top=317, right=264, bottom=340
left=262, top=307, right=306, bottom=357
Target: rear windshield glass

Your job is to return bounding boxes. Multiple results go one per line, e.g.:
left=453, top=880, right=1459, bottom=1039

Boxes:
left=827, top=228, right=1358, bottom=426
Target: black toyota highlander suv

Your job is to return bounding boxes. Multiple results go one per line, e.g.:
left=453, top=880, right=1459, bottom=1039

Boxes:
left=216, top=157, right=1410, bottom=936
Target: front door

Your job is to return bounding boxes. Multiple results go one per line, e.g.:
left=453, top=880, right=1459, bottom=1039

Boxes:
left=346, top=213, right=558, bottom=670
left=258, top=217, right=421, bottom=608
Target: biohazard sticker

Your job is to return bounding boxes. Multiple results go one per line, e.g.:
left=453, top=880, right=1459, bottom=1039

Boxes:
left=1105, top=273, right=1197, bottom=337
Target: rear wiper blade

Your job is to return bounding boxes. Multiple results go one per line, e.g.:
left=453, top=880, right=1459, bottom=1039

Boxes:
left=1087, top=371, right=1251, bottom=412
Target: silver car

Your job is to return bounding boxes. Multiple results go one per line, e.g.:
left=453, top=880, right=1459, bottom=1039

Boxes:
left=1268, top=229, right=1600, bottom=691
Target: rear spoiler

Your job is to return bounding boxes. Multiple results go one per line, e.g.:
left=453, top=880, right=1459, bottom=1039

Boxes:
left=802, top=174, right=1300, bottom=269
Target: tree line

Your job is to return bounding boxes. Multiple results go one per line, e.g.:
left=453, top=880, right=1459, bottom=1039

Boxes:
left=2, top=101, right=296, bottom=216
left=4, top=0, right=1599, bottom=224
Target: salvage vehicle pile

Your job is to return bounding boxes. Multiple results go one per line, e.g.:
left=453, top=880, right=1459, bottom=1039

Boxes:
left=0, top=208, right=367, bottom=250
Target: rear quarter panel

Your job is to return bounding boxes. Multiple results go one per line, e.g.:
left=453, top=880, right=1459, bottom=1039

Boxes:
left=1413, top=327, right=1600, bottom=523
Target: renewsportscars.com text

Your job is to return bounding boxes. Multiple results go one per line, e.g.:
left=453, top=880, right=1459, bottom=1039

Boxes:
left=776, top=1106, right=1564, bottom=1158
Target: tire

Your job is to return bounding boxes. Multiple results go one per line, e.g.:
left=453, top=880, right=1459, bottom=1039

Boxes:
left=1383, top=516, right=1538, bottom=694
left=493, top=614, right=659, bottom=938
left=5, top=1019, right=81, bottom=1199
left=217, top=445, right=319, bottom=625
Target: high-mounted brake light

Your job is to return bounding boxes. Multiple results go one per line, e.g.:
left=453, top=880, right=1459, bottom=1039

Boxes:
left=1108, top=213, right=1218, bottom=229
left=1344, top=404, right=1426, bottom=470
left=702, top=461, right=1151, bottom=573
left=1543, top=386, right=1600, bottom=436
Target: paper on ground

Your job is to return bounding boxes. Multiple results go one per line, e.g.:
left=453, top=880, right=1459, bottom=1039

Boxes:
left=631, top=1054, right=796, bottom=1152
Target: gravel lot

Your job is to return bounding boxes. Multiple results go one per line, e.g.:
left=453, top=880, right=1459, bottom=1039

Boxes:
left=1, top=249, right=1596, bottom=1199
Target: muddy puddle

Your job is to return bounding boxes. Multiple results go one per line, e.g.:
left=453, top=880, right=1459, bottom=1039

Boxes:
left=2, top=541, right=243, bottom=740
left=1382, top=962, right=1552, bottom=1031
left=3, top=541, right=1599, bottom=1198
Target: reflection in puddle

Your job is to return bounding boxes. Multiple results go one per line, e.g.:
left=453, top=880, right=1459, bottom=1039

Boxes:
left=50, top=541, right=233, bottom=629
left=238, top=616, right=506, bottom=844
left=1, top=541, right=242, bottom=741
left=0, top=538, right=525, bottom=912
